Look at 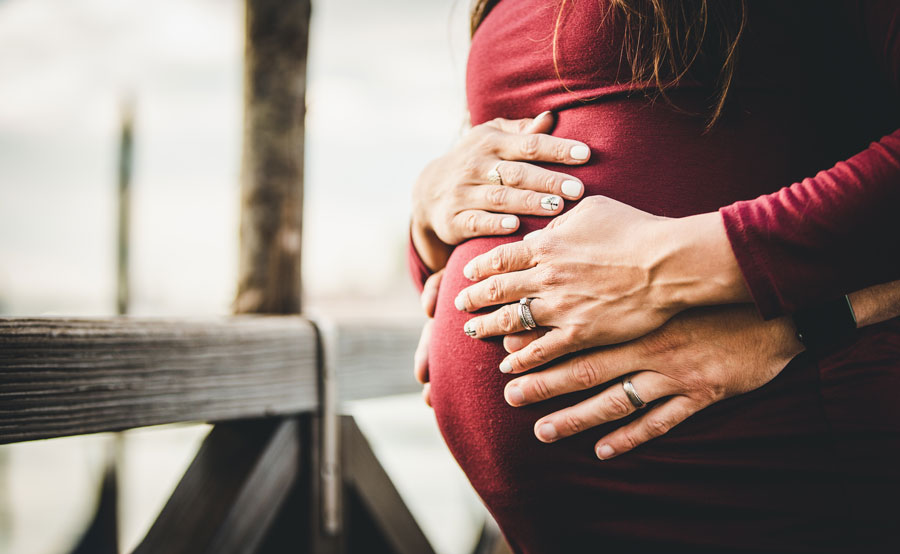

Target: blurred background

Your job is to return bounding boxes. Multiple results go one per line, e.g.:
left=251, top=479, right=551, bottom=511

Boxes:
left=0, top=0, right=486, bottom=552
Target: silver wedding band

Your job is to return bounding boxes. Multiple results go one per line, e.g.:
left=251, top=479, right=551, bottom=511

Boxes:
left=622, top=378, right=646, bottom=409
left=518, top=297, right=537, bottom=331
left=487, top=162, right=503, bottom=186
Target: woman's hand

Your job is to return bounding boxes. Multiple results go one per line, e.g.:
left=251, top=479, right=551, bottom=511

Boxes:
left=411, top=112, right=591, bottom=271
left=456, top=196, right=750, bottom=373
left=502, top=305, right=804, bottom=459
left=413, top=269, right=444, bottom=407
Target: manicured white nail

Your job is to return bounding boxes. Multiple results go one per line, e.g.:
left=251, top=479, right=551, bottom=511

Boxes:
left=596, top=444, right=615, bottom=460
left=463, top=261, right=476, bottom=280
left=501, top=216, right=518, bottom=229
left=569, top=144, right=590, bottom=160
left=505, top=385, right=524, bottom=405
left=534, top=110, right=552, bottom=123
left=561, top=180, right=583, bottom=197
left=540, top=195, right=561, bottom=211
left=454, top=294, right=466, bottom=311
left=499, top=360, right=513, bottom=373
left=464, top=321, right=477, bottom=337
left=523, top=230, right=542, bottom=241
left=538, top=422, right=558, bottom=441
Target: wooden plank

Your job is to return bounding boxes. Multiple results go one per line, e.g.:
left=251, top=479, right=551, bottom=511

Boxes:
left=341, top=416, right=436, bottom=554
left=235, top=0, right=311, bottom=315
left=0, top=316, right=317, bottom=444
left=134, top=418, right=304, bottom=554
left=324, top=319, right=424, bottom=403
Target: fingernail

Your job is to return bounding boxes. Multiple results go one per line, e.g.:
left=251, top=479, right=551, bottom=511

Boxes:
left=505, top=384, right=524, bottom=405
left=463, top=261, right=476, bottom=280
left=596, top=444, right=615, bottom=460
left=499, top=360, right=513, bottom=373
left=535, top=110, right=551, bottom=122
left=569, top=144, right=590, bottom=160
left=501, top=216, right=518, bottom=229
left=561, top=180, right=583, bottom=197
left=523, top=230, right=542, bottom=241
left=464, top=321, right=477, bottom=337
left=454, top=294, right=466, bottom=311
left=540, top=195, right=561, bottom=211
left=537, top=422, right=558, bottom=442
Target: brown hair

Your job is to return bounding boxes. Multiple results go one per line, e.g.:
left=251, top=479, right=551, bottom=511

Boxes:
left=469, top=0, right=747, bottom=129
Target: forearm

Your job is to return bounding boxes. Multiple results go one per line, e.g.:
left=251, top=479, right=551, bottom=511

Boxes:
left=850, top=280, right=900, bottom=327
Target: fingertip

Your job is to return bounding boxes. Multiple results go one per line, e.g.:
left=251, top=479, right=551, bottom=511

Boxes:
left=500, top=216, right=519, bottom=230
left=560, top=180, right=584, bottom=199
left=531, top=110, right=554, bottom=130
left=422, top=383, right=432, bottom=407
left=596, top=443, right=616, bottom=460
left=568, top=143, right=591, bottom=163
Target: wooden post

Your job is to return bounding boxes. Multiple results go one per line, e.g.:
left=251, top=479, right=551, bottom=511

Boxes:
left=235, top=0, right=311, bottom=315
left=116, top=98, right=134, bottom=316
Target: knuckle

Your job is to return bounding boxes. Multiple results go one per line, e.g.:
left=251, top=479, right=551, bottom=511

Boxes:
left=490, top=247, right=508, bottom=271
left=553, top=141, right=569, bottom=161
left=505, top=163, right=526, bottom=187
left=519, top=134, right=541, bottom=158
left=522, top=191, right=539, bottom=211
left=562, top=413, right=586, bottom=434
left=529, top=377, right=553, bottom=401
left=569, top=358, right=601, bottom=389
left=539, top=267, right=561, bottom=288
left=486, top=277, right=504, bottom=303
left=487, top=186, right=508, bottom=208
left=527, top=341, right=547, bottom=366
left=460, top=156, right=481, bottom=180
left=498, top=305, right=517, bottom=333
left=620, top=431, right=641, bottom=451
left=606, top=393, right=633, bottom=419
left=542, top=173, right=560, bottom=194
left=464, top=212, right=479, bottom=234
left=645, top=415, right=671, bottom=438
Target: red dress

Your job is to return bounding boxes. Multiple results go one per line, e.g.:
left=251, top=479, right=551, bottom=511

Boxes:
left=409, top=1, right=900, bottom=551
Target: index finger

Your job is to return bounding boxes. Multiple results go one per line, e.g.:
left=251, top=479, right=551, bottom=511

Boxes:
left=482, top=111, right=555, bottom=135
left=504, top=343, right=643, bottom=406
left=462, top=240, right=538, bottom=282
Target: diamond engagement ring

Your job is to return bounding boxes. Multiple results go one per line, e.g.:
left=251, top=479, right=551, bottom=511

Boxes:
left=518, top=297, right=537, bottom=331
left=487, top=162, right=503, bottom=186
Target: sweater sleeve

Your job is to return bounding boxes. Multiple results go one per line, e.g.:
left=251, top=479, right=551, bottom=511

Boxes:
left=407, top=227, right=434, bottom=293
left=719, top=1, right=900, bottom=319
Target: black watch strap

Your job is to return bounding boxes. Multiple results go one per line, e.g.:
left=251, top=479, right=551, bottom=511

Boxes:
left=792, top=295, right=858, bottom=357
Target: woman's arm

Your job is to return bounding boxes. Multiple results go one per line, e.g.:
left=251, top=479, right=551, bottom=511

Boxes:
left=502, top=279, right=900, bottom=459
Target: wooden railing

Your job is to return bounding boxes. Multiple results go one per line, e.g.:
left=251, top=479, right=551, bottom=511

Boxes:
left=0, top=0, right=511, bottom=551
left=0, top=316, right=500, bottom=553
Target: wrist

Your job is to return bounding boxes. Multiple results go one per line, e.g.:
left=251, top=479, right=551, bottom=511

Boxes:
left=654, top=212, right=752, bottom=312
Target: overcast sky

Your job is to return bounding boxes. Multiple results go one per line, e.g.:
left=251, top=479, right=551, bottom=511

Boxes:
left=0, top=0, right=470, bottom=316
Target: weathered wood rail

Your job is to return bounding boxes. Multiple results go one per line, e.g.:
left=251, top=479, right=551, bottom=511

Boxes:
left=0, top=316, right=462, bottom=553
left=0, top=317, right=423, bottom=445
left=0, top=0, right=511, bottom=551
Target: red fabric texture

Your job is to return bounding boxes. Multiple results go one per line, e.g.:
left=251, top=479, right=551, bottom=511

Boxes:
left=410, top=1, right=900, bottom=551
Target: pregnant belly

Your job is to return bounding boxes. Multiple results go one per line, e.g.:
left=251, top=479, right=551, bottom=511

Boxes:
left=425, top=97, right=849, bottom=550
